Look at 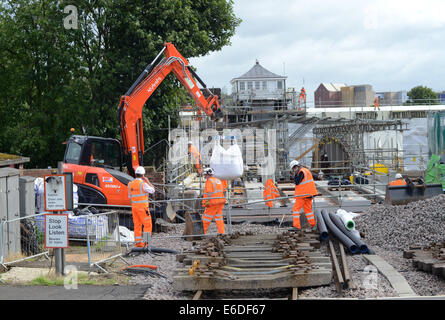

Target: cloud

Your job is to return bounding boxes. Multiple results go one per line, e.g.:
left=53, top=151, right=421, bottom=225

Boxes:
left=189, top=0, right=445, bottom=100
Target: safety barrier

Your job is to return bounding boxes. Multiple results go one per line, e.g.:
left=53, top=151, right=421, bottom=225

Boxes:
left=85, top=211, right=123, bottom=272
left=0, top=211, right=124, bottom=273
left=0, top=212, right=49, bottom=270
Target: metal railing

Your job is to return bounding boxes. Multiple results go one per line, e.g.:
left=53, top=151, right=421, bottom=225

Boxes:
left=85, top=211, right=124, bottom=273
left=0, top=211, right=125, bottom=274
left=0, top=212, right=49, bottom=270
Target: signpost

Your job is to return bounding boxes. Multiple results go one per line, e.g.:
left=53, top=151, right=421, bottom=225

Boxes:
left=43, top=162, right=73, bottom=275
left=44, top=175, right=67, bottom=212
left=45, top=214, right=69, bottom=249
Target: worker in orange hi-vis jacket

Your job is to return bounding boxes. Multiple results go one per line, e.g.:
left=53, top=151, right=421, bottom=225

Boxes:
left=201, top=168, right=226, bottom=234
left=298, top=87, right=307, bottom=105
left=389, top=173, right=407, bottom=186
left=128, top=166, right=155, bottom=248
left=188, top=141, right=203, bottom=175
left=263, top=178, right=280, bottom=208
left=290, top=160, right=318, bottom=229
left=221, top=179, right=228, bottom=201
left=374, top=96, right=380, bottom=111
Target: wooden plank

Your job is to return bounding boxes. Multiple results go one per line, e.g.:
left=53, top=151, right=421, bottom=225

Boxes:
left=328, top=239, right=344, bottom=285
left=192, top=290, right=202, bottom=300
left=173, top=269, right=332, bottom=291
left=431, top=263, right=445, bottom=277
left=291, top=288, right=298, bottom=300
left=339, top=242, right=355, bottom=289
left=364, top=254, right=416, bottom=297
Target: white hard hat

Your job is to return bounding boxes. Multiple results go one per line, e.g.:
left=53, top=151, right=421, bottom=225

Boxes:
left=395, top=173, right=403, bottom=179
left=188, top=141, right=193, bottom=144
left=289, top=160, right=300, bottom=170
left=135, top=166, right=145, bottom=175
left=203, top=167, right=214, bottom=175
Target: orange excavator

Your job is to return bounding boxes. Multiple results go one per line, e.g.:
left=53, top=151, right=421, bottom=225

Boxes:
left=62, top=42, right=222, bottom=207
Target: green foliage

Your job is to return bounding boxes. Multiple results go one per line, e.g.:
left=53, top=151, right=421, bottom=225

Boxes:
left=0, top=0, right=240, bottom=168
left=406, top=86, right=439, bottom=105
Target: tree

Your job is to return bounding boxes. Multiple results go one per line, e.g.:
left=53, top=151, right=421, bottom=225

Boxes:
left=0, top=0, right=241, bottom=168
left=406, top=86, right=439, bottom=105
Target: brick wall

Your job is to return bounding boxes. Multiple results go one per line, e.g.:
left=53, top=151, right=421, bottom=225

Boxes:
left=22, top=168, right=55, bottom=178
left=144, top=166, right=165, bottom=200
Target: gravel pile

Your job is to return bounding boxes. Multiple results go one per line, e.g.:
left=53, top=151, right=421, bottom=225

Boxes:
left=355, top=194, right=445, bottom=251
left=352, top=194, right=445, bottom=296
left=123, top=220, right=402, bottom=299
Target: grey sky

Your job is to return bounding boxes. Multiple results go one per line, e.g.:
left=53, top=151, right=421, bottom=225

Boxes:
left=189, top=0, right=445, bottom=102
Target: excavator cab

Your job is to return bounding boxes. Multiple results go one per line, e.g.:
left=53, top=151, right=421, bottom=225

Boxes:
left=63, top=135, right=134, bottom=206
left=64, top=135, right=123, bottom=170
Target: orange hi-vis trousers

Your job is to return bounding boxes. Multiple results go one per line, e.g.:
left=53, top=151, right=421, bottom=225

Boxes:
left=132, top=207, right=152, bottom=248
left=292, top=197, right=316, bottom=229
left=202, top=204, right=225, bottom=234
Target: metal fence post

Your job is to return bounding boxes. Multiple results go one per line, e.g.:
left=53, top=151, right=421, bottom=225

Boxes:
left=0, top=221, right=4, bottom=267
left=86, top=215, right=92, bottom=268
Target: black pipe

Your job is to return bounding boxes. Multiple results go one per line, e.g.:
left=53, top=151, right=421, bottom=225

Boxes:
left=321, top=209, right=358, bottom=254
left=130, top=247, right=178, bottom=254
left=329, top=212, right=369, bottom=254
left=315, top=209, right=329, bottom=241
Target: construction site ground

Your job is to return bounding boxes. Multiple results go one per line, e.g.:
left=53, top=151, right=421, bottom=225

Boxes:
left=3, top=215, right=444, bottom=300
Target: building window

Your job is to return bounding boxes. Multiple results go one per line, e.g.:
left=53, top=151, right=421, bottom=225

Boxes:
left=262, top=81, right=267, bottom=90
left=239, top=81, right=245, bottom=91
left=255, top=81, right=260, bottom=90
left=247, top=81, right=253, bottom=90
left=277, top=80, right=283, bottom=90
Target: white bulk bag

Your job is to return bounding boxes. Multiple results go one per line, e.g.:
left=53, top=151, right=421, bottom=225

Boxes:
left=210, top=140, right=244, bottom=180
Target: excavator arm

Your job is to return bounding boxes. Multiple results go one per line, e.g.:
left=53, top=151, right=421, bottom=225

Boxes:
left=117, top=42, right=223, bottom=176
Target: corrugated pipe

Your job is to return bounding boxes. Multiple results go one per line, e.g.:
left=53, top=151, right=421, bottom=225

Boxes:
left=329, top=212, right=369, bottom=254
left=315, top=209, right=329, bottom=241
left=321, top=209, right=358, bottom=254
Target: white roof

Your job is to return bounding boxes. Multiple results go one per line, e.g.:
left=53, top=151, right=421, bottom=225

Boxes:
left=321, top=83, right=347, bottom=92
left=231, top=61, right=286, bottom=82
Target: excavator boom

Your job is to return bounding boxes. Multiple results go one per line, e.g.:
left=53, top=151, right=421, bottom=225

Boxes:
left=118, top=42, right=222, bottom=176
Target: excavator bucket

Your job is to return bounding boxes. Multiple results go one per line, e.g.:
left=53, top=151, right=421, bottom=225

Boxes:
left=385, top=179, right=443, bottom=205
left=211, top=107, right=224, bottom=120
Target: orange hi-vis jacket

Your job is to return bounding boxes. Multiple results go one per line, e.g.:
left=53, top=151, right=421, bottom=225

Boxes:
left=221, top=180, right=228, bottom=193
left=299, top=88, right=306, bottom=102
left=389, top=178, right=407, bottom=186
left=294, top=167, right=317, bottom=198
left=374, top=97, right=380, bottom=109
left=203, top=177, right=225, bottom=207
left=263, top=179, right=280, bottom=208
left=128, top=179, right=149, bottom=209
left=189, top=144, right=201, bottom=166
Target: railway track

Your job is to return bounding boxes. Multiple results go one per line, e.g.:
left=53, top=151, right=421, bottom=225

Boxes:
left=173, top=230, right=333, bottom=300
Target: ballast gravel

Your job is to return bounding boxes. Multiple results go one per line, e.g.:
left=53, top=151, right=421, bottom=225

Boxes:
left=122, top=221, right=404, bottom=300
left=352, top=195, right=445, bottom=296
left=355, top=194, right=445, bottom=251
